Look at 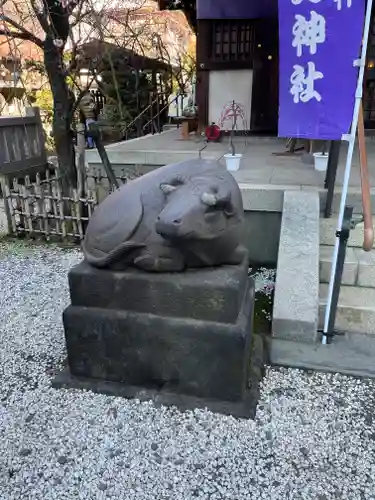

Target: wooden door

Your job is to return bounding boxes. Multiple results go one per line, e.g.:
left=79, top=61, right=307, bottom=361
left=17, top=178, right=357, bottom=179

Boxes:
left=250, top=19, right=279, bottom=133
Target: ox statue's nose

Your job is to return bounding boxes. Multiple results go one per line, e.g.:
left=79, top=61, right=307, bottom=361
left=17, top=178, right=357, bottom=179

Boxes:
left=155, top=218, right=181, bottom=238
left=157, top=216, right=180, bottom=225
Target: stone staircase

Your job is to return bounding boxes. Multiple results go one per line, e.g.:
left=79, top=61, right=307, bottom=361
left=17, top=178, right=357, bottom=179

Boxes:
left=270, top=191, right=375, bottom=379
left=319, top=217, right=375, bottom=334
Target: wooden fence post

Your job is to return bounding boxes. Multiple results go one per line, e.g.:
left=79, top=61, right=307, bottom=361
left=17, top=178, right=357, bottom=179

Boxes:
left=0, top=174, right=12, bottom=235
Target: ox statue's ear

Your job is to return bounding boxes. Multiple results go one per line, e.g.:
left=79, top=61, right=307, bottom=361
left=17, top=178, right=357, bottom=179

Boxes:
left=160, top=176, right=184, bottom=195
left=202, top=186, right=235, bottom=217
left=160, top=183, right=177, bottom=195
left=201, top=192, right=217, bottom=206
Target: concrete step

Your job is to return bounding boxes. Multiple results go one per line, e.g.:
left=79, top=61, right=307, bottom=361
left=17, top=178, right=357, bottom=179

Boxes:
left=320, top=245, right=375, bottom=287
left=323, top=191, right=375, bottom=216
left=320, top=216, right=375, bottom=248
left=320, top=245, right=358, bottom=285
left=162, top=124, right=178, bottom=132
left=357, top=249, right=375, bottom=287
left=319, top=283, right=375, bottom=334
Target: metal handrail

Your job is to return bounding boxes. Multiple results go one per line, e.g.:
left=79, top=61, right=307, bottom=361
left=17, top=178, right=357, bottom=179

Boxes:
left=141, top=93, right=182, bottom=133
left=121, top=103, right=152, bottom=137
left=122, top=93, right=168, bottom=138
left=122, top=91, right=187, bottom=140
left=358, top=101, right=374, bottom=251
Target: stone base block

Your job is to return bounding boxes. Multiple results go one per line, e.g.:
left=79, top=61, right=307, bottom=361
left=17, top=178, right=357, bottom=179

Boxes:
left=68, top=259, right=249, bottom=324
left=59, top=259, right=260, bottom=414
left=53, top=352, right=262, bottom=419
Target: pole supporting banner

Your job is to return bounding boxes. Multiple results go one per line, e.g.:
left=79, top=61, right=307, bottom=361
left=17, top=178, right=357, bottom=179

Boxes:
left=322, top=0, right=374, bottom=344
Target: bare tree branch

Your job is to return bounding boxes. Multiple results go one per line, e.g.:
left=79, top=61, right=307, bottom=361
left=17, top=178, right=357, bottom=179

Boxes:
left=0, top=28, right=35, bottom=42
left=29, top=0, right=49, bottom=33
left=0, top=13, right=43, bottom=46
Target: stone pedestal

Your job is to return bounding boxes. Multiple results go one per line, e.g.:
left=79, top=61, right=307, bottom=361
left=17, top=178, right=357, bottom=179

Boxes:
left=56, top=257, right=260, bottom=417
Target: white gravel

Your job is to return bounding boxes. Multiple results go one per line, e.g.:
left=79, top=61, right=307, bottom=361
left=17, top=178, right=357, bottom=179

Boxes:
left=251, top=266, right=276, bottom=323
left=1, top=242, right=375, bottom=500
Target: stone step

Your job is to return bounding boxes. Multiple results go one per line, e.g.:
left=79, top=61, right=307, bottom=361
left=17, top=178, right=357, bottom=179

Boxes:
left=162, top=124, right=178, bottom=132
left=319, top=283, right=375, bottom=334
left=320, top=245, right=358, bottom=286
left=320, top=245, right=375, bottom=287
left=357, top=249, right=375, bottom=287
left=320, top=216, right=375, bottom=248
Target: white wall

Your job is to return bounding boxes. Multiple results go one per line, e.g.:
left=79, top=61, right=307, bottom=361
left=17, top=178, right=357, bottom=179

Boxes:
left=208, top=69, right=253, bottom=131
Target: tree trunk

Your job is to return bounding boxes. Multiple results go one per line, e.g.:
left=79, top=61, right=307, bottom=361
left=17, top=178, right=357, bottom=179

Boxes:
left=43, top=36, right=77, bottom=193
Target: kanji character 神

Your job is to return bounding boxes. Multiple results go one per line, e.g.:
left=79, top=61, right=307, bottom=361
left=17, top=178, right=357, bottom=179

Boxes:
left=292, top=11, right=326, bottom=57
left=291, top=0, right=352, bottom=7
left=292, top=0, right=322, bottom=4
left=290, top=61, right=324, bottom=103
left=333, top=0, right=352, bottom=9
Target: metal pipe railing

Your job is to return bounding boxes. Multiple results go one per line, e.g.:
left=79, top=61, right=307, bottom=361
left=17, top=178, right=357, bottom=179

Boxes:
left=358, top=101, right=374, bottom=251
left=122, top=103, right=152, bottom=139
left=123, top=91, right=187, bottom=139
left=122, top=92, right=168, bottom=138
left=141, top=93, right=182, bottom=133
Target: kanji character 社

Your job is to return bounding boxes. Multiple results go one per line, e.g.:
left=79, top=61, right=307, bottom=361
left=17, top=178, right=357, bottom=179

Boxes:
left=290, top=61, right=324, bottom=103
left=292, top=11, right=326, bottom=57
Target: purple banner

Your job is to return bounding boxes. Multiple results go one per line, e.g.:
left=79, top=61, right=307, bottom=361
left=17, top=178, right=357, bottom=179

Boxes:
left=197, top=0, right=278, bottom=19
left=278, top=0, right=365, bottom=140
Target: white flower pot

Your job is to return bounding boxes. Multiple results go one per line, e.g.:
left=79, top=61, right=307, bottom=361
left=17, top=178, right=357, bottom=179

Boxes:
left=224, top=153, right=243, bottom=172
left=313, top=152, right=329, bottom=172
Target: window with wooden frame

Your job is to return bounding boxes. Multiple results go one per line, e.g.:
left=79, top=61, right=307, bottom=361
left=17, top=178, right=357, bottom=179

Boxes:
left=211, top=20, right=255, bottom=62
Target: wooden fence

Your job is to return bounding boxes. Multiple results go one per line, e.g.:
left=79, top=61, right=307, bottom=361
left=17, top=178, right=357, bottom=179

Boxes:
left=0, top=106, right=139, bottom=241
left=0, top=109, right=47, bottom=177
left=1, top=170, right=97, bottom=240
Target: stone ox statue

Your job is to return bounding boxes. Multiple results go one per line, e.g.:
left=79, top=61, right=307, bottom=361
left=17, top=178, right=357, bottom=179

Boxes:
left=82, top=159, right=245, bottom=272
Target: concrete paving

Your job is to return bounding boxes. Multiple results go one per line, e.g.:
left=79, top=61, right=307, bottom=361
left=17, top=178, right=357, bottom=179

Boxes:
left=270, top=333, right=375, bottom=379
left=86, top=129, right=375, bottom=191
left=86, top=130, right=375, bottom=215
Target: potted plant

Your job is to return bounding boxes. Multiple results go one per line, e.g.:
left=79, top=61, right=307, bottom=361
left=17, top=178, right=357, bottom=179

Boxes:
left=224, top=101, right=243, bottom=172
left=313, top=140, right=329, bottom=172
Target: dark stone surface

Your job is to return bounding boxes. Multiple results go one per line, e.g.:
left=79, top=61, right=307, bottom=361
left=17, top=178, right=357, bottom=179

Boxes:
left=59, top=248, right=265, bottom=416
left=82, top=159, right=246, bottom=272
left=68, top=257, right=249, bottom=324
left=53, top=353, right=262, bottom=419
left=63, top=276, right=254, bottom=403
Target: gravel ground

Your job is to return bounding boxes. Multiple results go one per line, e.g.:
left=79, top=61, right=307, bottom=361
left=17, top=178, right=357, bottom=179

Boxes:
left=1, top=242, right=375, bottom=500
